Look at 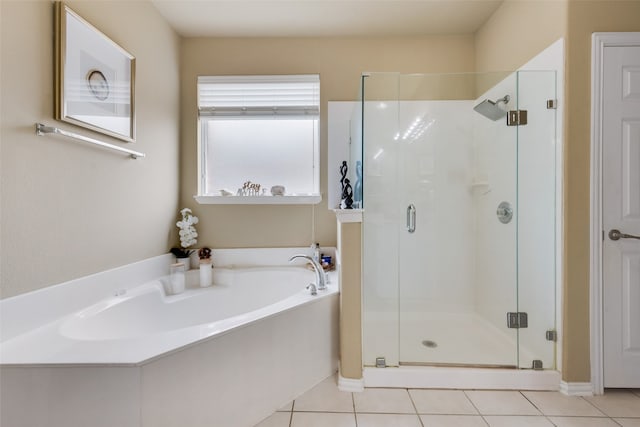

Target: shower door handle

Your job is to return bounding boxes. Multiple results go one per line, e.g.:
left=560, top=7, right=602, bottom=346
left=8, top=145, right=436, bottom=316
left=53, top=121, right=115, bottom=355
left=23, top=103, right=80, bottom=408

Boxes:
left=407, top=204, right=416, bottom=233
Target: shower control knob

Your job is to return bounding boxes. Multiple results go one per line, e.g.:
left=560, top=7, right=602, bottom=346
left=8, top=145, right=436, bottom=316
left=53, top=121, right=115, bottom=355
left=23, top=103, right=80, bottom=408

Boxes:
left=497, top=202, right=513, bottom=224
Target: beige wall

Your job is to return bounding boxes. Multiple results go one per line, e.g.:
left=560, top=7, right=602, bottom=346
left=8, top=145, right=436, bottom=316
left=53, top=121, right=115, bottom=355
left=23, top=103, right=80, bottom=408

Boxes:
left=338, top=220, right=363, bottom=379
left=180, top=36, right=475, bottom=249
left=562, top=0, right=640, bottom=383
left=474, top=0, right=568, bottom=101
left=475, top=0, right=568, bottom=73
left=0, top=0, right=181, bottom=298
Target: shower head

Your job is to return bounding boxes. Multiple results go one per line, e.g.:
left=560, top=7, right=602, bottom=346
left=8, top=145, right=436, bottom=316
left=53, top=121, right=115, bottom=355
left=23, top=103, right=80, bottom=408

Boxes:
left=473, top=95, right=510, bottom=121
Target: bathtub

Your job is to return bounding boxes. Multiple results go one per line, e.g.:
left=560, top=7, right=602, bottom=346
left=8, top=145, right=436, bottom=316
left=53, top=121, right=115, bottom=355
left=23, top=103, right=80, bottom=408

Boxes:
left=0, top=248, right=339, bottom=427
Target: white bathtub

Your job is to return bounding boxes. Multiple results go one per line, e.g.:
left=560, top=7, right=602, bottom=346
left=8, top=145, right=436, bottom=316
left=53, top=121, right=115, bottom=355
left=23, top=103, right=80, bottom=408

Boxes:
left=0, top=248, right=339, bottom=427
left=62, top=267, right=319, bottom=339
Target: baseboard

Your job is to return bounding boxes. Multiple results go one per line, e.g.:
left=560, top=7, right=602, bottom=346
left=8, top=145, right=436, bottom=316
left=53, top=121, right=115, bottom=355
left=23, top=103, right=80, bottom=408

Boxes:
left=338, top=375, right=364, bottom=392
left=560, top=381, right=593, bottom=396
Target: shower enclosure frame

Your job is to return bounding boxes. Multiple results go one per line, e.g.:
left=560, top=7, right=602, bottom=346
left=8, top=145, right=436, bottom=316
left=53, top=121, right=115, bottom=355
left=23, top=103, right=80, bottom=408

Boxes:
left=360, top=71, right=557, bottom=381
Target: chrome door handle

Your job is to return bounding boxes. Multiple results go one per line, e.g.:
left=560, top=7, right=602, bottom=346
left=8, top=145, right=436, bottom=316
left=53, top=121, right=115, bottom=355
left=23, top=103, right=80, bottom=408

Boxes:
left=609, top=229, right=640, bottom=241
left=407, top=204, right=416, bottom=233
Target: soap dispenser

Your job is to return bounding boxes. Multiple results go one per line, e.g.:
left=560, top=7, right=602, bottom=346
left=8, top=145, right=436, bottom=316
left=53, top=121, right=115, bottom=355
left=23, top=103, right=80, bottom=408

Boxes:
left=312, top=243, right=320, bottom=262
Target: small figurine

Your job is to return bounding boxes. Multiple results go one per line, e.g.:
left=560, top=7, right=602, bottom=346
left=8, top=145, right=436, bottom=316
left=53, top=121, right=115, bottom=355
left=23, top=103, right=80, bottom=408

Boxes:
left=242, top=181, right=261, bottom=196
left=341, top=178, right=354, bottom=209
left=271, top=185, right=285, bottom=196
left=340, top=161, right=348, bottom=195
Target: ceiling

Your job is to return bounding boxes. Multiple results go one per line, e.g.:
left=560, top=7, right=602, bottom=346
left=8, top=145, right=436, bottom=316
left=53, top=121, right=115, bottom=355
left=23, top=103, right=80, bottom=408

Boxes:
left=151, top=0, right=504, bottom=38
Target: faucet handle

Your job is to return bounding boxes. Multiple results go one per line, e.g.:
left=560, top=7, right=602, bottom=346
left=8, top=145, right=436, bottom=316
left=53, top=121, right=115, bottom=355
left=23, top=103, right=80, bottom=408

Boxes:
left=306, top=283, right=317, bottom=295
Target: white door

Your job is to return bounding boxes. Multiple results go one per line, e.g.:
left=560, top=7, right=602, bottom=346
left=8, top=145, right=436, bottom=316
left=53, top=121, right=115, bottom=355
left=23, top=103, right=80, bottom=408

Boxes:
left=602, top=44, right=640, bottom=388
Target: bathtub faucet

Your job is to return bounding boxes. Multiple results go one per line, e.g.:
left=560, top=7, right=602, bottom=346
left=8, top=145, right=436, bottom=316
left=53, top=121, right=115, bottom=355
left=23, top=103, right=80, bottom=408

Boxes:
left=288, top=254, right=327, bottom=291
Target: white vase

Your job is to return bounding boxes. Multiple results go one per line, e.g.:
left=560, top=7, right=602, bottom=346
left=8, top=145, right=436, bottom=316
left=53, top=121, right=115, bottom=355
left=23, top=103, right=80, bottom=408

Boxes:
left=199, top=260, right=213, bottom=287
left=170, top=263, right=186, bottom=294
left=175, top=256, right=191, bottom=270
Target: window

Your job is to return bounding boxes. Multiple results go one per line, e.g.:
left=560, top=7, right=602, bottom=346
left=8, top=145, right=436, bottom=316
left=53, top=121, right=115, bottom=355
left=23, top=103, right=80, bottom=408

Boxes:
left=196, top=75, right=320, bottom=204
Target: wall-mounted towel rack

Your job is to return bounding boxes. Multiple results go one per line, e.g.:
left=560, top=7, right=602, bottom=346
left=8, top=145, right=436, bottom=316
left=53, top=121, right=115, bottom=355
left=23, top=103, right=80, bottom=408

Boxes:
left=35, top=123, right=145, bottom=159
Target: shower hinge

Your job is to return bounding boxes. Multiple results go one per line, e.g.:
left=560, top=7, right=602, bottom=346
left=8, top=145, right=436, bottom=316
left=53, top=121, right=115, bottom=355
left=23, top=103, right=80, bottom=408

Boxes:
left=532, top=360, right=544, bottom=370
left=546, top=330, right=557, bottom=342
left=507, top=110, right=528, bottom=126
left=375, top=357, right=387, bottom=368
left=507, top=312, right=528, bottom=328
left=547, top=99, right=557, bottom=109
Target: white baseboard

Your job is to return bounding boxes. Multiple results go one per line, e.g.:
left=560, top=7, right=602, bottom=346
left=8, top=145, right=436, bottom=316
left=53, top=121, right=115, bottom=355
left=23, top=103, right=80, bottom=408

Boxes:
left=560, top=381, right=593, bottom=396
left=338, top=375, right=364, bottom=392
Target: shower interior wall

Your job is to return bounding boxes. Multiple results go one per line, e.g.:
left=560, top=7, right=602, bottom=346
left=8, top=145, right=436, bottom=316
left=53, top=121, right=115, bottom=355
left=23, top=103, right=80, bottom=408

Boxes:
left=361, top=70, right=556, bottom=370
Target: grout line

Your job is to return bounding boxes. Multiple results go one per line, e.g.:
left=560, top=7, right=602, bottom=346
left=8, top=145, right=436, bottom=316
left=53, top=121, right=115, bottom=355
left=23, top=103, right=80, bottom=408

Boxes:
left=518, top=391, right=566, bottom=425
left=581, top=394, right=611, bottom=417
left=519, top=390, right=545, bottom=415
left=351, top=392, right=358, bottom=427
left=518, top=390, right=556, bottom=426
left=543, top=414, right=557, bottom=426
left=405, top=388, right=426, bottom=427
left=544, top=415, right=627, bottom=427
left=351, top=389, right=356, bottom=413
left=288, top=400, right=294, bottom=427
left=462, top=390, right=483, bottom=416
left=355, top=411, right=432, bottom=415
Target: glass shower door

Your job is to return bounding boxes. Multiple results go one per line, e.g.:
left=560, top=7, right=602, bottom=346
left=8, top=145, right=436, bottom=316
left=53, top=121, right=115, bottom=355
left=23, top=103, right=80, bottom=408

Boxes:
left=396, top=72, right=520, bottom=367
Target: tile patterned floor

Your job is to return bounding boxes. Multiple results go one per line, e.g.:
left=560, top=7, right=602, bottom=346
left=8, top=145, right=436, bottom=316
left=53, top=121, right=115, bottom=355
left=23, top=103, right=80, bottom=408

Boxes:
left=254, top=375, right=640, bottom=427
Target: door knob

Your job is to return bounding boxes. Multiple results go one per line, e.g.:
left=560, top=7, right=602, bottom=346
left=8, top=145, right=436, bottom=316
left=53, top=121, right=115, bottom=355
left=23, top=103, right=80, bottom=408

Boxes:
left=609, top=229, right=640, bottom=241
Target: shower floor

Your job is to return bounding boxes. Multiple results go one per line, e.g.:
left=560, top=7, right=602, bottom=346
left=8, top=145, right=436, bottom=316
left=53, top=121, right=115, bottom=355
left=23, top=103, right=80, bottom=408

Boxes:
left=399, top=312, right=523, bottom=367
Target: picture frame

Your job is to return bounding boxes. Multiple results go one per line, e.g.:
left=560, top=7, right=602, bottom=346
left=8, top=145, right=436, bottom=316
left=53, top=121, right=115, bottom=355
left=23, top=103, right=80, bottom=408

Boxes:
left=55, top=2, right=136, bottom=142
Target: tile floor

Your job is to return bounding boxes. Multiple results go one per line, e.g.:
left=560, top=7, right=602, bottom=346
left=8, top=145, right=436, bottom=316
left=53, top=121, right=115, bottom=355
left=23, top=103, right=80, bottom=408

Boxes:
left=254, top=375, right=640, bottom=427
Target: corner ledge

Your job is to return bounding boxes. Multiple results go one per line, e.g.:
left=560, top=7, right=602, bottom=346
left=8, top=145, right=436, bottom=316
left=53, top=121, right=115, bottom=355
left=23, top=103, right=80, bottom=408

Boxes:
left=333, top=209, right=363, bottom=223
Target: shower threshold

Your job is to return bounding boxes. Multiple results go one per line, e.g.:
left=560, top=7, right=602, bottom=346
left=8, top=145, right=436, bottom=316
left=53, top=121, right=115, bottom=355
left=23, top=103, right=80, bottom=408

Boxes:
left=399, top=361, right=517, bottom=370
left=364, top=365, right=560, bottom=391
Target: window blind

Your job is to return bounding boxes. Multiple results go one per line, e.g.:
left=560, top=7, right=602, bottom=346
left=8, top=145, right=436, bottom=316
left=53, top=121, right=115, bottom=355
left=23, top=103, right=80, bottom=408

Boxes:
left=198, top=75, right=320, bottom=117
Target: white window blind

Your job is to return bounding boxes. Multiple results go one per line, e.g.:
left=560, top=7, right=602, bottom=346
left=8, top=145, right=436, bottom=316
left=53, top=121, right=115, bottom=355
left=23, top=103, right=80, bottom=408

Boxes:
left=198, top=75, right=320, bottom=117
left=196, top=74, right=321, bottom=202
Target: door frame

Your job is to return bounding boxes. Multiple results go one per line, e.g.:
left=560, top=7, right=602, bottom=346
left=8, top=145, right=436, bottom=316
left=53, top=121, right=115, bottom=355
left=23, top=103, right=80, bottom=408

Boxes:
left=590, top=32, right=640, bottom=396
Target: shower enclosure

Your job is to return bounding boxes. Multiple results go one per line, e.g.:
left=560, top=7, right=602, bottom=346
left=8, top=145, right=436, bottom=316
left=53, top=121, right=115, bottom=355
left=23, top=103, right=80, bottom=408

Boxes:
left=358, top=71, right=557, bottom=371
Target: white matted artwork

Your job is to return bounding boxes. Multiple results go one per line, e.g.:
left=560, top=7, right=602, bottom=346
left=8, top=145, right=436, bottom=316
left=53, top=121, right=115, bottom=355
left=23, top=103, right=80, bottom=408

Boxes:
left=55, top=2, right=135, bottom=142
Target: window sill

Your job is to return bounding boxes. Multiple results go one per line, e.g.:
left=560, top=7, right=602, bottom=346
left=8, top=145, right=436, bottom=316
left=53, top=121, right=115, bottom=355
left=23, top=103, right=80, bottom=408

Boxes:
left=194, top=194, right=322, bottom=205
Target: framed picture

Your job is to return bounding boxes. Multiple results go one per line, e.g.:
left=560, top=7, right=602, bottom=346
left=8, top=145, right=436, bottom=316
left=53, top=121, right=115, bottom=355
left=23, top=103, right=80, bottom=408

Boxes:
left=55, top=2, right=135, bottom=142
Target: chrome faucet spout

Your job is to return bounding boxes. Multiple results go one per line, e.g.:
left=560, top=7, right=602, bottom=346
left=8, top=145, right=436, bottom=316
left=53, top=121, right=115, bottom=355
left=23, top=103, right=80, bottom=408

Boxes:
left=288, top=254, right=327, bottom=291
